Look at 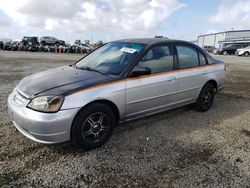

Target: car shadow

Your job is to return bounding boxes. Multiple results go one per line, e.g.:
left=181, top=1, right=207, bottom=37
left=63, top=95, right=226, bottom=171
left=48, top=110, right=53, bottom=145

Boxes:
left=43, top=93, right=250, bottom=186
left=49, top=93, right=250, bottom=153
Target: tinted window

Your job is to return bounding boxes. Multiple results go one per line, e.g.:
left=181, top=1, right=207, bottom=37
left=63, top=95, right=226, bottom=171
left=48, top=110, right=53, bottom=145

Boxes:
left=139, top=45, right=173, bottom=73
left=176, top=45, right=199, bottom=69
left=198, top=52, right=207, bottom=66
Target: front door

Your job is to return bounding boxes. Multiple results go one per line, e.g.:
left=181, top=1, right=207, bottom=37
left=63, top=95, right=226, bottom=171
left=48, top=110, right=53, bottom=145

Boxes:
left=125, top=44, right=178, bottom=120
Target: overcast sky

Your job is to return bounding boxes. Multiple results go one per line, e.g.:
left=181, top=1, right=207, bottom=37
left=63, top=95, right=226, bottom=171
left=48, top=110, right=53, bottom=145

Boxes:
left=0, top=0, right=250, bottom=42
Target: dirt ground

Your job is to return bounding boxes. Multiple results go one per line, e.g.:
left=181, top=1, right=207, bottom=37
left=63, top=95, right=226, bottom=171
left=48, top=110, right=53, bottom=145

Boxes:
left=0, top=51, right=250, bottom=187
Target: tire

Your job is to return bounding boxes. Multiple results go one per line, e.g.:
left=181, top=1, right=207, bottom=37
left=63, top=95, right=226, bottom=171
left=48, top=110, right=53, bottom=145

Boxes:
left=195, top=83, right=215, bottom=112
left=71, top=103, right=116, bottom=150
left=244, top=51, right=249, bottom=57
left=41, top=41, right=46, bottom=46
left=223, top=51, right=227, bottom=55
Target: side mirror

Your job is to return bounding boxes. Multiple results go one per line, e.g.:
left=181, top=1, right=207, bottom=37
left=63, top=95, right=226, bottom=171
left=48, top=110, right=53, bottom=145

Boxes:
left=130, top=66, right=151, bottom=77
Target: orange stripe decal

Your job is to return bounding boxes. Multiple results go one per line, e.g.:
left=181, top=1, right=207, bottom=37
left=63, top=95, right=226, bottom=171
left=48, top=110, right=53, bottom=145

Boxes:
left=67, top=64, right=222, bottom=96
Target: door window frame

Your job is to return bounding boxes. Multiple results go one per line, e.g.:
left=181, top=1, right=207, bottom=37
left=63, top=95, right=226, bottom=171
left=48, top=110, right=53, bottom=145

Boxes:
left=174, top=42, right=208, bottom=70
left=128, top=42, right=176, bottom=77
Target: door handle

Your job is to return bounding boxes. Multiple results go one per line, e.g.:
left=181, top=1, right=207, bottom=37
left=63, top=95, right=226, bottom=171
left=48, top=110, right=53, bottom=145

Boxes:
left=202, top=70, right=209, bottom=75
left=166, top=76, right=176, bottom=81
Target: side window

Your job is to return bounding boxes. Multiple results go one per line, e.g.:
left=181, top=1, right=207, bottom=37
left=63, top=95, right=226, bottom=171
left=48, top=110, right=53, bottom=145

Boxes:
left=139, top=45, right=173, bottom=74
left=198, top=52, right=207, bottom=66
left=176, top=45, right=199, bottom=69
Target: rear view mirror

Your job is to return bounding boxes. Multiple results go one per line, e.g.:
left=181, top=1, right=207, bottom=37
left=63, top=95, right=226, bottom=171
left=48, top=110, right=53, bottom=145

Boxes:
left=130, top=66, right=151, bottom=77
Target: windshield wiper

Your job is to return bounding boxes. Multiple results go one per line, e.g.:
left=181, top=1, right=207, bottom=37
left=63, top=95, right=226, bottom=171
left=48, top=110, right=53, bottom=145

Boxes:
left=75, top=65, right=107, bottom=75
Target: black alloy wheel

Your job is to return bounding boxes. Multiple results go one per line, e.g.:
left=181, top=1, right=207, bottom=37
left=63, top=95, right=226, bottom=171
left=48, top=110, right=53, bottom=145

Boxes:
left=71, top=103, right=115, bottom=150
left=195, top=83, right=215, bottom=112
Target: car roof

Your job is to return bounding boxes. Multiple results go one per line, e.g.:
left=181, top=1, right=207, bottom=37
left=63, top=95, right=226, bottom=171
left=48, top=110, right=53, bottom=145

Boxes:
left=112, top=38, right=190, bottom=45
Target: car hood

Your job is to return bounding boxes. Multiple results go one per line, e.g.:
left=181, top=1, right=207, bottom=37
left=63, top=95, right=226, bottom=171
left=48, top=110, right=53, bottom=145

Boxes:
left=17, top=65, right=110, bottom=98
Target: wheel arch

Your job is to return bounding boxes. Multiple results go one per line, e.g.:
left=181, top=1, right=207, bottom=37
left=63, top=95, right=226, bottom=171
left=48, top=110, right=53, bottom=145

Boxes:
left=70, top=99, right=121, bottom=142
left=206, top=79, right=217, bottom=91
left=73, top=99, right=120, bottom=124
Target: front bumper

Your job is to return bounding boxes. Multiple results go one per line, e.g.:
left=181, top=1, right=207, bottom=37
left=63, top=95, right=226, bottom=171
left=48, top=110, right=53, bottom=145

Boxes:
left=235, top=51, right=244, bottom=56
left=8, top=91, right=79, bottom=144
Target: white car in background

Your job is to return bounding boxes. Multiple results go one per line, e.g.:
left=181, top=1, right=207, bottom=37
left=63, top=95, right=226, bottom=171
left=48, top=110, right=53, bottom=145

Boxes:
left=235, top=46, right=250, bottom=57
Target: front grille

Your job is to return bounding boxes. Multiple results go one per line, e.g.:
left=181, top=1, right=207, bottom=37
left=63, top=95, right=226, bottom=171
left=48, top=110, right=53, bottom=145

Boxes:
left=12, top=90, right=29, bottom=106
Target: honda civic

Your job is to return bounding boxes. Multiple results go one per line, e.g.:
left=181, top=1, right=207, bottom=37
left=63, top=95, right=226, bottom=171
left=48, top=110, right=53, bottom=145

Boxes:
left=8, top=38, right=226, bottom=150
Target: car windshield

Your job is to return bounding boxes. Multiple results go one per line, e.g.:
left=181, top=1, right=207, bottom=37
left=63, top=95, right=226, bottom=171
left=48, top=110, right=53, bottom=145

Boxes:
left=76, top=42, right=145, bottom=76
left=244, top=46, right=250, bottom=49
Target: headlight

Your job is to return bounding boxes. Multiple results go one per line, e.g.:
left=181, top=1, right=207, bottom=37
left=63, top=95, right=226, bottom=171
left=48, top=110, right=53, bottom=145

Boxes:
left=27, top=96, right=64, bottom=113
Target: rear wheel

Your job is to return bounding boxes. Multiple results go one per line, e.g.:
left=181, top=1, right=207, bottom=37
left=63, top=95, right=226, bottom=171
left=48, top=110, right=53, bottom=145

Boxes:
left=195, top=83, right=215, bottom=112
left=41, top=41, right=46, bottom=46
left=244, top=51, right=249, bottom=57
left=71, top=103, right=115, bottom=150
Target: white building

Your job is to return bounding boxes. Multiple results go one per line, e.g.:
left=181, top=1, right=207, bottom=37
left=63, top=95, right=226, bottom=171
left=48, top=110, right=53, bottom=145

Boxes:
left=197, top=30, right=250, bottom=48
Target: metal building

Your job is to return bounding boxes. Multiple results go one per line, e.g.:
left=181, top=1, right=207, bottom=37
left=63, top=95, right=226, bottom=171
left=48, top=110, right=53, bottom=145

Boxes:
left=197, top=30, right=250, bottom=48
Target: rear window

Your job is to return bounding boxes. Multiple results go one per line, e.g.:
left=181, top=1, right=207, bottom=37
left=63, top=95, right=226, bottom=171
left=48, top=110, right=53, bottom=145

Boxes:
left=176, top=45, right=199, bottom=69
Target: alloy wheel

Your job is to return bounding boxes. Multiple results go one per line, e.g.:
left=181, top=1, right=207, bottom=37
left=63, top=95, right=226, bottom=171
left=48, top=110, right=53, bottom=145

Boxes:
left=203, top=89, right=212, bottom=105
left=81, top=112, right=110, bottom=143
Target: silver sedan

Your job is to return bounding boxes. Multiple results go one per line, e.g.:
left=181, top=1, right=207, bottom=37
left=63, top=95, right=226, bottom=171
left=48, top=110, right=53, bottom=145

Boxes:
left=8, top=38, right=226, bottom=150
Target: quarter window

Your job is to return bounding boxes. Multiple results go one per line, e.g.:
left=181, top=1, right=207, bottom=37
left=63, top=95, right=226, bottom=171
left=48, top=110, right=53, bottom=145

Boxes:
left=198, top=52, right=207, bottom=65
left=139, top=45, right=173, bottom=74
left=176, top=45, right=199, bottom=69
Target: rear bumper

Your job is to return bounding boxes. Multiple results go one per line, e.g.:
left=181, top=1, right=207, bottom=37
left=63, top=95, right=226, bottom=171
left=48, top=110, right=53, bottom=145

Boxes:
left=8, top=92, right=79, bottom=144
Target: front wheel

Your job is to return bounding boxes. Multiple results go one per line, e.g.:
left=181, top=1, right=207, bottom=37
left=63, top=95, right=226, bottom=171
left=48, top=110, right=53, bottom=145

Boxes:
left=71, top=103, right=115, bottom=150
left=195, top=83, right=215, bottom=112
left=244, top=52, right=249, bottom=57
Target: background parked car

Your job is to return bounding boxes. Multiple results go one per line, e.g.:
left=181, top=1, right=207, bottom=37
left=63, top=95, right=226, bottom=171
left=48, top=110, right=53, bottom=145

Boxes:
left=22, top=36, right=39, bottom=46
left=0, top=36, right=95, bottom=54
left=40, top=36, right=65, bottom=46
left=74, top=40, right=94, bottom=53
left=0, top=41, right=4, bottom=50
left=216, top=44, right=244, bottom=55
left=203, top=45, right=216, bottom=53
left=78, top=43, right=94, bottom=53
left=235, top=46, right=250, bottom=57
left=10, top=41, right=20, bottom=51
left=19, top=36, right=40, bottom=52
left=3, top=42, right=12, bottom=51
left=92, top=41, right=104, bottom=49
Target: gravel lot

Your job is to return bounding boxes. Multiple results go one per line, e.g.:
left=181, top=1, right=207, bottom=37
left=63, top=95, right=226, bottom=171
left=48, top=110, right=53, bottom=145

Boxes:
left=0, top=51, right=250, bottom=187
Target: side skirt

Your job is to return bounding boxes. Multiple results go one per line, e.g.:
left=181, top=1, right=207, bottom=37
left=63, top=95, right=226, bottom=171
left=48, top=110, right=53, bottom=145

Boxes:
left=119, top=99, right=196, bottom=123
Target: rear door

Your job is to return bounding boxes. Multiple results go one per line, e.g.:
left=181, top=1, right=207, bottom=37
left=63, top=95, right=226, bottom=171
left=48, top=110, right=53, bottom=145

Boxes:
left=125, top=43, right=178, bottom=119
left=175, top=43, right=209, bottom=104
